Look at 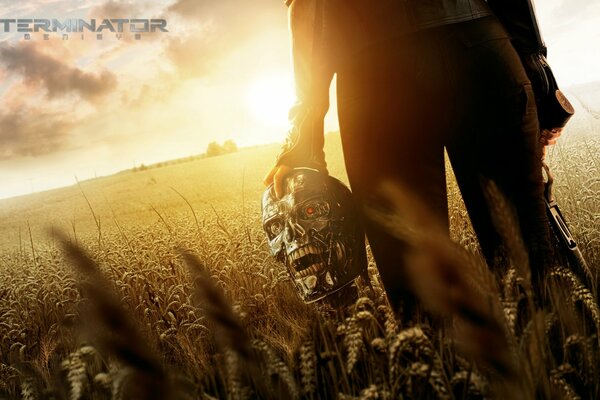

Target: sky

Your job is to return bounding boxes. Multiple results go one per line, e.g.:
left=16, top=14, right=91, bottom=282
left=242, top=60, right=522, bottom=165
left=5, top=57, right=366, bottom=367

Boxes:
left=0, top=0, right=599, bottom=200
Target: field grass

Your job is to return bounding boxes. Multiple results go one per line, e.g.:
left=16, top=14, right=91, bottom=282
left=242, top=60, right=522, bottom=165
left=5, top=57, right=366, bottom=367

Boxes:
left=0, top=99, right=599, bottom=399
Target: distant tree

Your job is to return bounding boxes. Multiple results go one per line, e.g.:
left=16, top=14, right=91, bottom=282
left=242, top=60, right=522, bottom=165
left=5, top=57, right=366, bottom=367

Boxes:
left=206, top=141, right=224, bottom=157
left=205, top=140, right=238, bottom=158
left=223, top=139, right=238, bottom=154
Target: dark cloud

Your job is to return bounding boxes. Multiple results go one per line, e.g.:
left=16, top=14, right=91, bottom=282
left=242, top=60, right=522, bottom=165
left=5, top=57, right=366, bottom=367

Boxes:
left=0, top=42, right=117, bottom=102
left=0, top=109, right=75, bottom=160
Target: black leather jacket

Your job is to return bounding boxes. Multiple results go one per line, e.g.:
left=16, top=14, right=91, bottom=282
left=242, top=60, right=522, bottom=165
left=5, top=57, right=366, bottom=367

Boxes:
left=276, top=0, right=547, bottom=172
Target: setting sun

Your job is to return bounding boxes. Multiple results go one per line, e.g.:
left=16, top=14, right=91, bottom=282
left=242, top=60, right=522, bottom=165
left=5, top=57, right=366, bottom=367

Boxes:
left=246, top=72, right=295, bottom=127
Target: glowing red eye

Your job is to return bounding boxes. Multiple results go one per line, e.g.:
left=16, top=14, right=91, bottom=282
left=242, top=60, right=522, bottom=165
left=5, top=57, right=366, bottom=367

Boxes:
left=306, top=206, right=315, bottom=215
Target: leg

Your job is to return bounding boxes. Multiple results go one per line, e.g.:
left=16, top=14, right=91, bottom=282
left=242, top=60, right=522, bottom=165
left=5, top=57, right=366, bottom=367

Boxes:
left=336, top=32, right=452, bottom=317
left=446, top=19, right=552, bottom=290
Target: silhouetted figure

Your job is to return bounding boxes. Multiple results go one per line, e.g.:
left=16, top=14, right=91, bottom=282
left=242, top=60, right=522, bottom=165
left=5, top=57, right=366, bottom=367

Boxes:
left=265, top=0, right=564, bottom=317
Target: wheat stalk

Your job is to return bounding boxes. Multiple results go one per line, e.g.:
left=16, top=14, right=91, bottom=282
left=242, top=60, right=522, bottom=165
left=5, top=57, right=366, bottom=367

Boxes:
left=251, top=339, right=299, bottom=399
left=550, top=364, right=581, bottom=400
left=54, top=230, right=171, bottom=400
left=298, top=339, right=317, bottom=396
left=550, top=266, right=600, bottom=331
left=60, top=345, right=96, bottom=400
left=368, top=181, right=516, bottom=379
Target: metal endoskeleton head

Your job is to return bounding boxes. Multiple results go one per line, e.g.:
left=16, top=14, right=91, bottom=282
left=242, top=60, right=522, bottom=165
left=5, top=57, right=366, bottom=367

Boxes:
left=262, top=168, right=367, bottom=303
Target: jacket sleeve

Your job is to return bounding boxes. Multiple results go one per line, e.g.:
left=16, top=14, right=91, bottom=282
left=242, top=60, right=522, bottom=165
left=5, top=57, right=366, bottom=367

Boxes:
left=275, top=0, right=335, bottom=173
left=486, top=0, right=546, bottom=55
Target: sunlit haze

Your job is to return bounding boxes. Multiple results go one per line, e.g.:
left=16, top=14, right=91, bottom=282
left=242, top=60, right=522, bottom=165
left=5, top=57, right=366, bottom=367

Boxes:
left=0, top=0, right=599, bottom=199
left=246, top=72, right=295, bottom=130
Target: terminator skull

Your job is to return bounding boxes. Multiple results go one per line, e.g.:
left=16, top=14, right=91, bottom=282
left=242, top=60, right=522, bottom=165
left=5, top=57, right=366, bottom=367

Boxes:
left=262, top=168, right=367, bottom=303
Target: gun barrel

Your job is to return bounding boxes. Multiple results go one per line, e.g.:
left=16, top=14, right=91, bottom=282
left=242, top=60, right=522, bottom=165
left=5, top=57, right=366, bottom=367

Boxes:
left=545, top=186, right=595, bottom=292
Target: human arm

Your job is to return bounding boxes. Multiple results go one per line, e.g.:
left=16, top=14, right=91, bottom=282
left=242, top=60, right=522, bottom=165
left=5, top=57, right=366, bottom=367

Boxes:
left=263, top=0, right=335, bottom=197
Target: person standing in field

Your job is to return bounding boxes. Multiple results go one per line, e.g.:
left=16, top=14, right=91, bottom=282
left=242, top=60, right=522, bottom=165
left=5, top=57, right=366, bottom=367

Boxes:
left=264, top=0, right=564, bottom=315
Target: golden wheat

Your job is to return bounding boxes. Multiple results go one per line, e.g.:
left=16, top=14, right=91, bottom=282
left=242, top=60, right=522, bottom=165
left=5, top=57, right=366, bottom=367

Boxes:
left=0, top=133, right=597, bottom=398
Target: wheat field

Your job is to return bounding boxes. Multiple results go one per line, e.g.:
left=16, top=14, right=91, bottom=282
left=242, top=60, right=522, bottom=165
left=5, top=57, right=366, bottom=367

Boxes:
left=0, top=97, right=599, bottom=399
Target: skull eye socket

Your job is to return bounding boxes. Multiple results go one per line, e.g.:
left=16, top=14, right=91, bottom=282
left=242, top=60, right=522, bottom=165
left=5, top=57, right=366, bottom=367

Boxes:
left=266, top=218, right=284, bottom=238
left=300, top=201, right=330, bottom=219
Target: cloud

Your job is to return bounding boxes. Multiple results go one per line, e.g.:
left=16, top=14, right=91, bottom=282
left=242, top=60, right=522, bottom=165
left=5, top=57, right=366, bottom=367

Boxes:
left=119, top=69, right=177, bottom=109
left=86, top=0, right=170, bottom=45
left=165, top=28, right=224, bottom=79
left=0, top=41, right=117, bottom=102
left=0, top=0, right=291, bottom=181
left=167, top=0, right=215, bottom=20
left=88, top=0, right=146, bottom=18
left=164, top=0, right=240, bottom=78
left=164, top=0, right=287, bottom=79
left=0, top=108, right=75, bottom=160
left=167, top=0, right=283, bottom=24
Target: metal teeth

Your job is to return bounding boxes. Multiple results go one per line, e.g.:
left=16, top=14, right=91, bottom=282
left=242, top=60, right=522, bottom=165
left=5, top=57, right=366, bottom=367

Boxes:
left=288, top=244, right=322, bottom=263
left=296, top=262, right=325, bottom=278
left=307, top=244, right=320, bottom=255
left=291, top=249, right=301, bottom=261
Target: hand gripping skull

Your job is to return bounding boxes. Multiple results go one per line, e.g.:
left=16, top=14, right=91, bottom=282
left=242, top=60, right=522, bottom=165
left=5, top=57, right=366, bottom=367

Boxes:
left=262, top=168, right=367, bottom=303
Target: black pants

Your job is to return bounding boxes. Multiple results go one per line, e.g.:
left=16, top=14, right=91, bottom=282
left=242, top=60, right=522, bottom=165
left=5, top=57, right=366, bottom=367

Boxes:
left=336, top=16, right=551, bottom=312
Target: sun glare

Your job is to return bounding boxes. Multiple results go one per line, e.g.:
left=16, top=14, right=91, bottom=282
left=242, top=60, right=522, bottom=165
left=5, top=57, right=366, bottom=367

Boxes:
left=246, top=72, right=295, bottom=127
